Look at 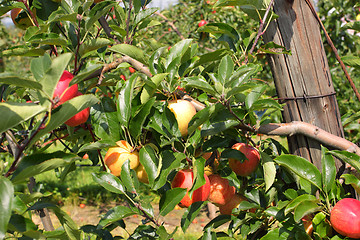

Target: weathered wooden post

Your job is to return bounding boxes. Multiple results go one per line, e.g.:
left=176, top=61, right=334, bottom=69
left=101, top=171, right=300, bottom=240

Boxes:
left=263, top=0, right=345, bottom=171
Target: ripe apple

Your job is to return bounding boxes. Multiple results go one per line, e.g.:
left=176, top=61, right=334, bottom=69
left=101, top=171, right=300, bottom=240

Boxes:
left=120, top=75, right=126, bottom=81
left=198, top=20, right=207, bottom=27
left=104, top=140, right=140, bottom=176
left=208, top=174, right=236, bottom=206
left=171, top=169, right=210, bottom=208
left=11, top=8, right=34, bottom=30
left=168, top=99, right=197, bottom=137
left=330, top=198, right=360, bottom=238
left=219, top=193, right=248, bottom=215
left=129, top=67, right=136, bottom=73
left=136, top=164, right=149, bottom=184
left=53, top=70, right=78, bottom=107
left=228, top=143, right=260, bottom=176
left=64, top=91, right=90, bottom=127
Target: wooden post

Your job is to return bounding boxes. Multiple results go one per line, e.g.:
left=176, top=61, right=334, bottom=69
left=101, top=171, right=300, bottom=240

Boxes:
left=263, top=0, right=344, bottom=171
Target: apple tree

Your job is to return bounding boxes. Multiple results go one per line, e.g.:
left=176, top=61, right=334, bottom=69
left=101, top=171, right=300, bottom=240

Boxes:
left=1, top=0, right=360, bottom=239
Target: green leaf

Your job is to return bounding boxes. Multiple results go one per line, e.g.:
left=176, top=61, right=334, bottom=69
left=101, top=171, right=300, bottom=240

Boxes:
left=120, top=160, right=136, bottom=193
left=110, top=44, right=147, bottom=64
left=261, top=152, right=276, bottom=192
left=321, top=146, right=336, bottom=194
left=140, top=74, right=168, bottom=104
left=34, top=53, right=73, bottom=101
left=98, top=206, right=138, bottom=228
left=27, top=33, right=68, bottom=46
left=79, top=38, right=113, bottom=57
left=134, top=7, right=158, bottom=26
left=274, top=154, right=322, bottom=190
left=284, top=194, right=318, bottom=216
left=153, top=151, right=185, bottom=190
left=201, top=119, right=239, bottom=137
left=341, top=55, right=360, bottom=69
left=245, top=84, right=267, bottom=109
left=0, top=73, right=42, bottom=89
left=341, top=174, right=360, bottom=195
left=329, top=150, right=360, bottom=173
left=218, top=55, right=234, bottom=86
left=203, top=215, right=231, bottom=230
left=8, top=214, right=43, bottom=239
left=184, top=76, right=218, bottom=96
left=159, top=188, right=187, bottom=217
left=129, top=98, right=155, bottom=139
left=117, top=75, right=136, bottom=127
left=0, top=102, right=46, bottom=133
left=11, top=151, right=78, bottom=184
left=181, top=201, right=206, bottom=232
left=139, top=145, right=159, bottom=187
left=293, top=200, right=322, bottom=223
left=92, top=172, right=125, bottom=195
left=194, top=49, right=230, bottom=68
left=78, top=140, right=117, bottom=153
left=189, top=157, right=207, bottom=197
left=85, top=1, right=116, bottom=31
left=91, top=98, right=122, bottom=141
left=2, top=47, right=46, bottom=57
left=0, top=177, right=14, bottom=240
left=250, top=99, right=282, bottom=112
left=166, top=39, right=193, bottom=68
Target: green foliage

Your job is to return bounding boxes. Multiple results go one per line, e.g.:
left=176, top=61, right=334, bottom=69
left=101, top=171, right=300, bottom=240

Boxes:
left=0, top=0, right=359, bottom=239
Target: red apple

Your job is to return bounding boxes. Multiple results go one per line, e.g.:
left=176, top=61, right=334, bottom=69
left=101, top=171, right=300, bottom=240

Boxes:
left=198, top=20, right=207, bottom=27
left=171, top=169, right=210, bottom=208
left=53, top=70, right=78, bottom=107
left=228, top=143, right=260, bottom=176
left=330, top=198, right=360, bottom=238
left=219, top=193, right=248, bottom=215
left=120, top=75, right=126, bottom=81
left=64, top=91, right=90, bottom=127
left=208, top=174, right=236, bottom=206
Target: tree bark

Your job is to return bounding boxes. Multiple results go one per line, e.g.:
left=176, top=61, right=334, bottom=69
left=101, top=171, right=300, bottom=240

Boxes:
left=263, top=0, right=344, bottom=171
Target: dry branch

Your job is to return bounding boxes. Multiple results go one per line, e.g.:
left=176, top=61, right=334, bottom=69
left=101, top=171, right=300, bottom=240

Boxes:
left=154, top=12, right=185, bottom=40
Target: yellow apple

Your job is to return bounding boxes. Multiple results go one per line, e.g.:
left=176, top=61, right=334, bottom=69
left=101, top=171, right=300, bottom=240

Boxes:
left=168, top=99, right=197, bottom=137
left=135, top=164, right=149, bottom=184
left=104, top=140, right=140, bottom=176
left=356, top=14, right=360, bottom=21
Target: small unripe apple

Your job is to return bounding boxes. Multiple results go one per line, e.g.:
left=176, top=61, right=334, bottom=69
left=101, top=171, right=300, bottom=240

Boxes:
left=219, top=193, right=248, bottom=215
left=198, top=20, right=207, bottom=27
left=129, top=67, right=136, bottom=73
left=104, top=140, right=140, bottom=176
left=171, top=169, right=210, bottom=208
left=64, top=91, right=90, bottom=127
left=228, top=143, right=260, bottom=176
left=136, top=164, right=149, bottom=184
left=208, top=174, right=236, bottom=206
left=330, top=198, right=360, bottom=238
left=168, top=99, right=197, bottom=137
left=53, top=70, right=78, bottom=107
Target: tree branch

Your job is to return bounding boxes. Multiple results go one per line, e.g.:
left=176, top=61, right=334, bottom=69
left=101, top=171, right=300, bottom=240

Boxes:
left=258, top=122, right=360, bottom=155
left=154, top=12, right=185, bottom=40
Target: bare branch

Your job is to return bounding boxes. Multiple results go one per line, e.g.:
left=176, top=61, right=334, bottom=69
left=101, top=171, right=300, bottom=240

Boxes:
left=258, top=121, right=360, bottom=155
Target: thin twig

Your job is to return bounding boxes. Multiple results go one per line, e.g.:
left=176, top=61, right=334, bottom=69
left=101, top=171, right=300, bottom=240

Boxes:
left=125, top=0, right=133, bottom=44
left=244, top=0, right=275, bottom=64
left=154, top=12, right=185, bottom=40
